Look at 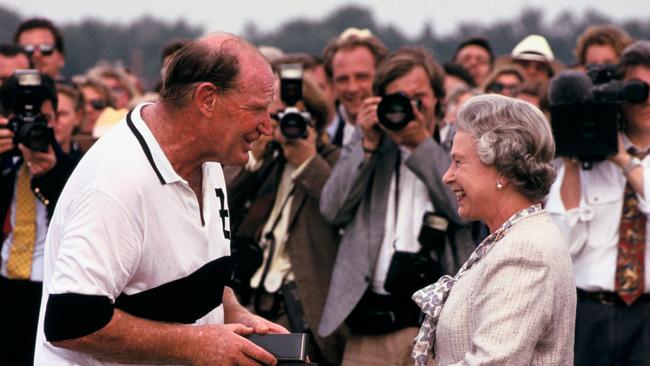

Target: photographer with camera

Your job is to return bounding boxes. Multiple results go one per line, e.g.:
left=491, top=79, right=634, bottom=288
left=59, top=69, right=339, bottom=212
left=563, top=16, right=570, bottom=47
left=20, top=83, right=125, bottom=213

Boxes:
left=0, top=70, right=81, bottom=365
left=546, top=41, right=650, bottom=365
left=14, top=18, right=66, bottom=82
left=322, top=28, right=388, bottom=147
left=228, top=60, right=345, bottom=365
left=574, top=24, right=633, bottom=69
left=318, top=47, right=475, bottom=365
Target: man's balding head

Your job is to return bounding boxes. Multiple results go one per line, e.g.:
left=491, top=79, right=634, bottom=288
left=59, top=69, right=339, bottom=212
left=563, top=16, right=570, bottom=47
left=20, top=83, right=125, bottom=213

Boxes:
left=160, top=32, right=270, bottom=105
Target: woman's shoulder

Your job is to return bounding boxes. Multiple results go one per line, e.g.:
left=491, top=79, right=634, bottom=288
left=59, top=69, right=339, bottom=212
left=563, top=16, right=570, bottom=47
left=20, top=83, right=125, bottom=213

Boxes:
left=491, top=211, right=569, bottom=264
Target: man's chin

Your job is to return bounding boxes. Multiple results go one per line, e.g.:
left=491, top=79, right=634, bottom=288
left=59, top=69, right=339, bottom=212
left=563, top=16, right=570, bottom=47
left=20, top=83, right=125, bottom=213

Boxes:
left=342, top=103, right=361, bottom=118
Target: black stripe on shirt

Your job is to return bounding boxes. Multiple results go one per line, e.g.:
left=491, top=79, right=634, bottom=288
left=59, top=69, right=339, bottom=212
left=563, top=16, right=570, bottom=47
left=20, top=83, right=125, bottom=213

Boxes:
left=43, top=256, right=233, bottom=342
left=126, top=109, right=166, bottom=184
left=114, top=256, right=233, bottom=323
left=44, top=293, right=114, bottom=342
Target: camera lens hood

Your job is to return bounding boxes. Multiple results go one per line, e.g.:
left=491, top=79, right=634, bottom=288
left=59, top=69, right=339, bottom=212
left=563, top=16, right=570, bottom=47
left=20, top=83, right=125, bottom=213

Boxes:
left=279, top=106, right=310, bottom=139
left=376, top=92, right=414, bottom=131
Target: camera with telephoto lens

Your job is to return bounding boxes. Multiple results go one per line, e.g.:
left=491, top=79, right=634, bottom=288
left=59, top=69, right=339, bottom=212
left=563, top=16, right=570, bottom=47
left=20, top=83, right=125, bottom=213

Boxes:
left=376, top=92, right=422, bottom=131
left=1, top=69, right=54, bottom=153
left=278, top=63, right=311, bottom=139
left=549, top=64, right=649, bottom=169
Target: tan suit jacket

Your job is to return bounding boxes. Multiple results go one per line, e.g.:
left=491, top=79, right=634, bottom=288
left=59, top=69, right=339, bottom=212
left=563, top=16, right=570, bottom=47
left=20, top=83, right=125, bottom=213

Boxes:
left=435, top=211, right=576, bottom=365
left=228, top=143, right=345, bottom=365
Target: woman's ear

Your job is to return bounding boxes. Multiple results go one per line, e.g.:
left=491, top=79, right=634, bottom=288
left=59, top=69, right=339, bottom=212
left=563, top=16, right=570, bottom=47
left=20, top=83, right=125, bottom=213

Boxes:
left=496, top=174, right=510, bottom=190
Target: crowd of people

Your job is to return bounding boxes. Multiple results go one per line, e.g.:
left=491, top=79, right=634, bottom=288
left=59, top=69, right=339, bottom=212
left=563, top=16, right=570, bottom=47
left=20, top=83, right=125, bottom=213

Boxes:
left=0, top=14, right=649, bottom=366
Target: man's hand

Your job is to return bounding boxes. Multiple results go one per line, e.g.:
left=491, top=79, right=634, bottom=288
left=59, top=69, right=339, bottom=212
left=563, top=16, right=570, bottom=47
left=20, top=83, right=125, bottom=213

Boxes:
left=276, top=125, right=317, bottom=169
left=357, top=97, right=383, bottom=152
left=0, top=117, right=15, bottom=155
left=384, top=101, right=430, bottom=150
left=18, top=143, right=57, bottom=177
left=223, top=287, right=289, bottom=335
left=188, top=323, right=278, bottom=366
left=226, top=306, right=290, bottom=335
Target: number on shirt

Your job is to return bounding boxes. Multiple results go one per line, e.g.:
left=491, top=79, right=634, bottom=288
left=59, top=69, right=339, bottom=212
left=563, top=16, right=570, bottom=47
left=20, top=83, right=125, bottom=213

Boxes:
left=215, top=188, right=231, bottom=239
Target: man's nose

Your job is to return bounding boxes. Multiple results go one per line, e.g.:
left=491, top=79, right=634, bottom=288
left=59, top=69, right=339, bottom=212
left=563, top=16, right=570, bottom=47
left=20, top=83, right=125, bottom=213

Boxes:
left=347, top=78, right=360, bottom=93
left=259, top=116, right=273, bottom=136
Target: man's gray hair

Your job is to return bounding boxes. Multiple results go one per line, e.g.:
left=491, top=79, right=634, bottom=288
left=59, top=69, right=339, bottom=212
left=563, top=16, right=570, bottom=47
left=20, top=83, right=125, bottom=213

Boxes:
left=456, top=94, right=557, bottom=201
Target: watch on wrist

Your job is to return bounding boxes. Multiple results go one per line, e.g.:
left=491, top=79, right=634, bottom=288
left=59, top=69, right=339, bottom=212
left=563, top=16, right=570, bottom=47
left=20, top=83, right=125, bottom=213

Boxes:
left=623, top=156, right=642, bottom=175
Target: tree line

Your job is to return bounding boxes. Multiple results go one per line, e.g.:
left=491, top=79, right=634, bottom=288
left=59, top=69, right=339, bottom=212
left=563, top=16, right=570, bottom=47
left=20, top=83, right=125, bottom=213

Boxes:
left=1, top=4, right=649, bottom=89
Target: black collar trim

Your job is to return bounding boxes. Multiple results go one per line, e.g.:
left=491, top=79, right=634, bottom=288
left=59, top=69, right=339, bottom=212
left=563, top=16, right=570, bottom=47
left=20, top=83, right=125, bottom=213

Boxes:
left=126, top=109, right=166, bottom=185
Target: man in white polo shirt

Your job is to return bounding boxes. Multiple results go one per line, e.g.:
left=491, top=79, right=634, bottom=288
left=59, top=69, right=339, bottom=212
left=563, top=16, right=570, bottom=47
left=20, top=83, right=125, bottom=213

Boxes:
left=34, top=33, right=286, bottom=365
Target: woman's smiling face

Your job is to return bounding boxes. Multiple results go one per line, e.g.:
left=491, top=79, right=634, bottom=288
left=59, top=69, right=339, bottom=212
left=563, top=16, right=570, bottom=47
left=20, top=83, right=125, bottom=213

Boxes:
left=443, top=130, right=500, bottom=222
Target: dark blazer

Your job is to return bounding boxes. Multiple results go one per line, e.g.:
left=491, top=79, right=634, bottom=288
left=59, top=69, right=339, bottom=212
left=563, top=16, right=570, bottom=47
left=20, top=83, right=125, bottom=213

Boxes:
left=228, top=142, right=346, bottom=365
left=1, top=142, right=82, bottom=245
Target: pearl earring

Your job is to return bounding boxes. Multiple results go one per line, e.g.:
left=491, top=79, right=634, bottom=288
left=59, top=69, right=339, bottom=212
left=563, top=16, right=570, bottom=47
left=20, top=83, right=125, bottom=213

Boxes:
left=496, top=181, right=503, bottom=190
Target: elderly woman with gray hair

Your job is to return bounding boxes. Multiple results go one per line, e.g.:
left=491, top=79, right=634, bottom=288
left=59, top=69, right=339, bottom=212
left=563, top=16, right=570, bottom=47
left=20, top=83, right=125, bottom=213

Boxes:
left=412, top=94, right=576, bottom=365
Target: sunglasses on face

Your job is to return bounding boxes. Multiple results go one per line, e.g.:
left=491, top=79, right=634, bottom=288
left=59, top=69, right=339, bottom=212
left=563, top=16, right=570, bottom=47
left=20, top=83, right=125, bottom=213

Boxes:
left=486, top=82, right=519, bottom=94
left=88, top=99, right=108, bottom=111
left=22, top=43, right=55, bottom=56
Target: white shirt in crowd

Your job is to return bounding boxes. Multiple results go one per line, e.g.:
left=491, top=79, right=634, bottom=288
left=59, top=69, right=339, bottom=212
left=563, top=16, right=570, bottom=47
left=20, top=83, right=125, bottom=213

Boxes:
left=546, top=135, right=650, bottom=293
left=372, top=146, right=434, bottom=294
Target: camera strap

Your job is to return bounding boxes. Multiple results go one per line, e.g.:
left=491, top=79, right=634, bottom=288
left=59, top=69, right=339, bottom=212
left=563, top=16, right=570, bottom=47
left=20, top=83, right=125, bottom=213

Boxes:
left=253, top=185, right=296, bottom=317
left=391, top=148, right=401, bottom=251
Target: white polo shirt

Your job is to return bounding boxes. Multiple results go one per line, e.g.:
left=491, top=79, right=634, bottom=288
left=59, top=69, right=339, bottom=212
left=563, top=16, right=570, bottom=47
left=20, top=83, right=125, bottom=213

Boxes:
left=34, top=103, right=232, bottom=365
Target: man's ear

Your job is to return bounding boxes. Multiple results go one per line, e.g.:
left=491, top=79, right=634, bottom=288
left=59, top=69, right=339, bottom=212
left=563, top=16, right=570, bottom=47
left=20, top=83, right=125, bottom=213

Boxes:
left=194, top=82, right=217, bottom=117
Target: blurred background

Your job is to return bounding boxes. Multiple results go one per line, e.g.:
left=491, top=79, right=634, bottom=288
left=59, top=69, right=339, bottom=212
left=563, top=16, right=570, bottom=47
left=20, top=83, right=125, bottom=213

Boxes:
left=1, top=0, right=648, bottom=90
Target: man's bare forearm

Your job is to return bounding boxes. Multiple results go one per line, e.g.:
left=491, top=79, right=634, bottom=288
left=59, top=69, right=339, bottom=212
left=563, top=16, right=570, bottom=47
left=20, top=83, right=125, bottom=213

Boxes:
left=52, top=308, right=196, bottom=364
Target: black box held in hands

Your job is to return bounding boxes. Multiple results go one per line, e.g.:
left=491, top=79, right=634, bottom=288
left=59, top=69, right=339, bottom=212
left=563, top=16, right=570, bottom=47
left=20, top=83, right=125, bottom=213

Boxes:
left=246, top=333, right=315, bottom=365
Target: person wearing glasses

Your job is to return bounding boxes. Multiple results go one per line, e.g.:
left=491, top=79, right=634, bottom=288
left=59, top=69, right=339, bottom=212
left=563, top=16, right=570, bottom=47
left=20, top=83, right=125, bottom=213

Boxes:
left=451, top=37, right=495, bottom=86
left=0, top=73, right=81, bottom=366
left=13, top=18, right=66, bottom=82
left=481, top=64, right=527, bottom=98
left=68, top=76, right=114, bottom=152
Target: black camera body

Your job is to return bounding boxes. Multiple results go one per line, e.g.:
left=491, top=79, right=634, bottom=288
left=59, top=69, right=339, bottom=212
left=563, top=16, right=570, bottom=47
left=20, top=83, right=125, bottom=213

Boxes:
left=2, top=69, right=54, bottom=152
left=550, top=65, right=649, bottom=168
left=278, top=63, right=311, bottom=139
left=383, top=212, right=447, bottom=297
left=376, top=92, right=422, bottom=131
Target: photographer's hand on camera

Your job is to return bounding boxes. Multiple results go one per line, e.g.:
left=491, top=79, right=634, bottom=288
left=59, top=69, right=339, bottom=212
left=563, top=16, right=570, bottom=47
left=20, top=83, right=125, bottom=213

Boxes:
left=357, top=96, right=382, bottom=153
left=384, top=100, right=431, bottom=151
left=275, top=123, right=317, bottom=168
left=609, top=132, right=645, bottom=197
left=18, top=143, right=57, bottom=177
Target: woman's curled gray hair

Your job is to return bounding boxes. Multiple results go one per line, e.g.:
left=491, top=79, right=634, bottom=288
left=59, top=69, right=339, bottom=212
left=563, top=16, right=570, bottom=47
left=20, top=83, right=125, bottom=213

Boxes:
left=456, top=94, right=557, bottom=201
